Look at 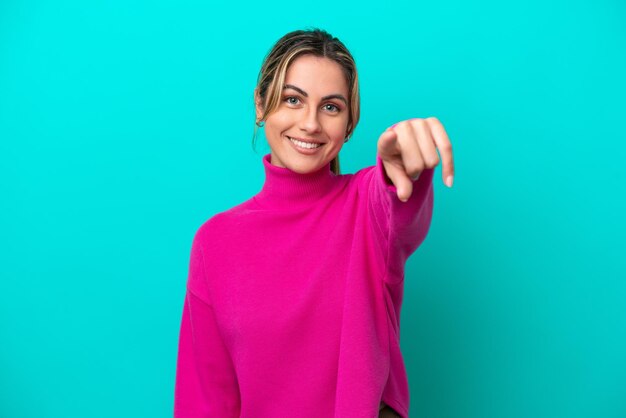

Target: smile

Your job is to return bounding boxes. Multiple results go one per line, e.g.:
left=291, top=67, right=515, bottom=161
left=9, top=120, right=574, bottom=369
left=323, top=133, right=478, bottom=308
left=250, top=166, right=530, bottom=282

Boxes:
left=287, top=136, right=324, bottom=149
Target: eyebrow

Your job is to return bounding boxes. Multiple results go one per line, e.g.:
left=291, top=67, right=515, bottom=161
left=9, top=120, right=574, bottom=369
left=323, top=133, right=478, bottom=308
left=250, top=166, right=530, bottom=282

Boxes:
left=283, top=84, right=348, bottom=105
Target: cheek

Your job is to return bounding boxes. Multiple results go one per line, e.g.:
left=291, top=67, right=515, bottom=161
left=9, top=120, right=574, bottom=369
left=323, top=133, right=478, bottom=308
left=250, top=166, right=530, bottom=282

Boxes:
left=267, top=109, right=293, bottom=128
left=328, top=118, right=348, bottom=139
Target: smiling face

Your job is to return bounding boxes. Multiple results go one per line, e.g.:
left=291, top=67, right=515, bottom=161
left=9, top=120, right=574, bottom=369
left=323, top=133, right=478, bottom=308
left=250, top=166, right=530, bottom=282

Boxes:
left=255, top=54, right=350, bottom=174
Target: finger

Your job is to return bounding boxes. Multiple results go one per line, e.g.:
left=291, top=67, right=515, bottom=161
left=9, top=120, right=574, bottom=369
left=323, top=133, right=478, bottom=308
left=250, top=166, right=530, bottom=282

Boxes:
left=382, top=159, right=414, bottom=202
left=394, top=121, right=424, bottom=181
left=411, top=118, right=440, bottom=171
left=378, top=129, right=414, bottom=202
left=426, top=117, right=455, bottom=187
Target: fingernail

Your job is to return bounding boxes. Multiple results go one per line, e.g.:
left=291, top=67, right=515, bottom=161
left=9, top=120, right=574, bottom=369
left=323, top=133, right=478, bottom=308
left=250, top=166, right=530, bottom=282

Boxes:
left=445, top=175, right=454, bottom=188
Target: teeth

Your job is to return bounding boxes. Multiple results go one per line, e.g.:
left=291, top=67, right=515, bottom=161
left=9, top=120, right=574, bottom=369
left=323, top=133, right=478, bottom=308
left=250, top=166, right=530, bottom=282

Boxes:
left=288, top=137, right=322, bottom=149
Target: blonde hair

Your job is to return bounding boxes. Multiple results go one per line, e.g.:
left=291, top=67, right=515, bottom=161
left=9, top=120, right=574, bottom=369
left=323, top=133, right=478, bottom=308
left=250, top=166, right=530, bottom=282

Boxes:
left=252, top=28, right=360, bottom=175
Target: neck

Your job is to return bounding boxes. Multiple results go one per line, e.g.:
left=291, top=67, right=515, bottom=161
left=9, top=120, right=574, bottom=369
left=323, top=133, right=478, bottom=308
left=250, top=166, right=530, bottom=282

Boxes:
left=254, top=153, right=337, bottom=208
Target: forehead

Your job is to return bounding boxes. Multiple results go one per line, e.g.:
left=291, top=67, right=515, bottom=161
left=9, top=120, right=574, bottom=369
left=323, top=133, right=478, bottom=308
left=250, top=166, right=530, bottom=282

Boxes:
left=284, top=55, right=348, bottom=95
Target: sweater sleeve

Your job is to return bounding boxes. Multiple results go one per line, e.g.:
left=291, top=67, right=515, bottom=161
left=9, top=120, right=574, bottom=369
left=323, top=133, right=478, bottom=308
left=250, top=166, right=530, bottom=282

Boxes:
left=174, top=231, right=241, bottom=417
left=367, top=154, right=435, bottom=284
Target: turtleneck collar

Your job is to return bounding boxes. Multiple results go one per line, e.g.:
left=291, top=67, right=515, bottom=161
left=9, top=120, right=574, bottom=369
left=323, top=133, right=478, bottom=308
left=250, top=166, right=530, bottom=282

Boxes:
left=254, top=153, right=338, bottom=208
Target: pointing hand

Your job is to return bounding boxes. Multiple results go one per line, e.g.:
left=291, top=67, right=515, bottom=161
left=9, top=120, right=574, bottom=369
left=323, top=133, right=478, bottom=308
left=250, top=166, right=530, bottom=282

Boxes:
left=377, top=117, right=455, bottom=202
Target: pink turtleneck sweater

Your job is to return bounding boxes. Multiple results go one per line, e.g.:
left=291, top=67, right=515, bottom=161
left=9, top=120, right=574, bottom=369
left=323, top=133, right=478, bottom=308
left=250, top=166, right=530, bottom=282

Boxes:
left=174, top=152, right=434, bottom=418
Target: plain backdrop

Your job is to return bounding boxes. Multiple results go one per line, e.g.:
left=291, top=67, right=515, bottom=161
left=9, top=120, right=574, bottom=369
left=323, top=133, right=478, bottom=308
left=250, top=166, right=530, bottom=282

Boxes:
left=1, top=0, right=625, bottom=417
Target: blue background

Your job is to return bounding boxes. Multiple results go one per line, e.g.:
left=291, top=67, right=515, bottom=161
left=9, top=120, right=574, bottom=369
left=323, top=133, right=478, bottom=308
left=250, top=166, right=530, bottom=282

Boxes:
left=1, top=0, right=625, bottom=417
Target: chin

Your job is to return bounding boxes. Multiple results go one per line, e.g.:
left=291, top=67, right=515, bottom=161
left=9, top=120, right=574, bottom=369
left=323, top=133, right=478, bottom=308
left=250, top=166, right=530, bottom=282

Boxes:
left=271, top=138, right=339, bottom=172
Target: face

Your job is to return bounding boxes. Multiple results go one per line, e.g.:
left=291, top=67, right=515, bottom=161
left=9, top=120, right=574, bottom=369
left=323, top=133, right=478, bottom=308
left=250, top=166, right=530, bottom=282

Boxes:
left=255, top=54, right=350, bottom=174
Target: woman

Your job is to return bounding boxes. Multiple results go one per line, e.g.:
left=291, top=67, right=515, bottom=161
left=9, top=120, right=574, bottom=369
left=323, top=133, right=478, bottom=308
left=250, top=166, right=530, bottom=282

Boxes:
left=174, top=28, right=454, bottom=418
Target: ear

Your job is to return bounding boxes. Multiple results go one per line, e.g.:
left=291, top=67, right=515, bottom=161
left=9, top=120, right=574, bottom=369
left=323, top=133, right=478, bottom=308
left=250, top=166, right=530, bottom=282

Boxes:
left=254, top=88, right=264, bottom=122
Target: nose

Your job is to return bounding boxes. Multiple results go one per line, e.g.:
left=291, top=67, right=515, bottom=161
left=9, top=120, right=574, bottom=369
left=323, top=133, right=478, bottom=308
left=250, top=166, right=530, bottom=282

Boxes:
left=298, top=105, right=322, bottom=134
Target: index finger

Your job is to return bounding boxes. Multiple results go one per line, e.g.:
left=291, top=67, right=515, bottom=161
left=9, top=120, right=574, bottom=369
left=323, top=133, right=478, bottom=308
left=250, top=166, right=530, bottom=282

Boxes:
left=426, top=117, right=455, bottom=187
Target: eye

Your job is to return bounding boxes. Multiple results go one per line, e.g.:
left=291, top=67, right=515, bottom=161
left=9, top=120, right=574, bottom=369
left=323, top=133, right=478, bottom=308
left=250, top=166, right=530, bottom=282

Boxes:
left=284, top=95, right=341, bottom=113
